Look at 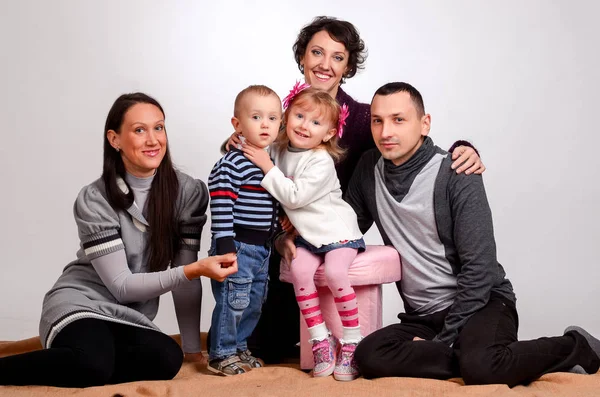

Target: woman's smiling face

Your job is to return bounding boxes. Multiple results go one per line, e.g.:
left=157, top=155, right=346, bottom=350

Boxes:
left=107, top=103, right=167, bottom=178
left=301, top=30, right=349, bottom=98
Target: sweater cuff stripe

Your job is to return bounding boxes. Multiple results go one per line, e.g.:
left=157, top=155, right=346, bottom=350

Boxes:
left=182, top=238, right=200, bottom=251
left=83, top=238, right=124, bottom=260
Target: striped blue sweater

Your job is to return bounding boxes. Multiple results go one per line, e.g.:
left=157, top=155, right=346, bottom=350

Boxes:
left=208, top=149, right=277, bottom=254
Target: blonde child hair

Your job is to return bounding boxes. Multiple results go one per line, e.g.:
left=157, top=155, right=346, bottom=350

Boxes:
left=233, top=85, right=280, bottom=117
left=275, top=87, right=346, bottom=162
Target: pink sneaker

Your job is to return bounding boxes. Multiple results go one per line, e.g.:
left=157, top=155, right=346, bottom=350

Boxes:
left=312, top=335, right=337, bottom=377
left=334, top=343, right=359, bottom=381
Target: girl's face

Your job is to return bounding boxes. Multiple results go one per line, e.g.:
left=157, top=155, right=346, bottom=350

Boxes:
left=107, top=103, right=167, bottom=177
left=300, top=30, right=349, bottom=98
left=286, top=103, right=337, bottom=150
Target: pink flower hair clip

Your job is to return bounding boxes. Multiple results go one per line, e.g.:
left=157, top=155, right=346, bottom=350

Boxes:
left=337, top=103, right=349, bottom=138
left=282, top=81, right=311, bottom=110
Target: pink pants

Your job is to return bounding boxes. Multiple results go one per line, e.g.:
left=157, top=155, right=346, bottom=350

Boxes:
left=288, top=247, right=359, bottom=330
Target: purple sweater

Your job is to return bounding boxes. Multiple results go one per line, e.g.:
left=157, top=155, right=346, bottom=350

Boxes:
left=334, top=87, right=475, bottom=193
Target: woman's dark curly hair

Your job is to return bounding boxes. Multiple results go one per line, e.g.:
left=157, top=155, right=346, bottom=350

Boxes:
left=293, top=16, right=367, bottom=85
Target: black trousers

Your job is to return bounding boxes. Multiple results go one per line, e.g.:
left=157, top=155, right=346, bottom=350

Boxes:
left=355, top=294, right=600, bottom=387
left=247, top=249, right=300, bottom=363
left=0, top=318, right=183, bottom=387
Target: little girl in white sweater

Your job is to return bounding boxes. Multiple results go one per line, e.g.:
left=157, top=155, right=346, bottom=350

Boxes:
left=242, top=83, right=364, bottom=381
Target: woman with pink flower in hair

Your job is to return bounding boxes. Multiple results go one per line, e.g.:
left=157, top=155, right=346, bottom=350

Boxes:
left=225, top=17, right=487, bottom=366
left=242, top=83, right=365, bottom=381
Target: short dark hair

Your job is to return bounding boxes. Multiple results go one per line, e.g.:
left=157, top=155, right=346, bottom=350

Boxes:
left=293, top=16, right=367, bottom=84
left=372, top=82, right=426, bottom=117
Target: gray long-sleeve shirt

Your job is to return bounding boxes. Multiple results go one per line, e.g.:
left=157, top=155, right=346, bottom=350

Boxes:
left=344, top=137, right=515, bottom=346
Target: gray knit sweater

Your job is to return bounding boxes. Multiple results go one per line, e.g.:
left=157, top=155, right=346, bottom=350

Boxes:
left=344, top=137, right=515, bottom=346
left=39, top=171, right=208, bottom=349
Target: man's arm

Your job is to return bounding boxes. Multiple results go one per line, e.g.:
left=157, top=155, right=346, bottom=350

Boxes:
left=343, top=152, right=375, bottom=234
left=433, top=172, right=499, bottom=346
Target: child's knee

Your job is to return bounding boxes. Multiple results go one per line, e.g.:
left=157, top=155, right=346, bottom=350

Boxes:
left=289, top=269, right=316, bottom=289
left=324, top=267, right=350, bottom=290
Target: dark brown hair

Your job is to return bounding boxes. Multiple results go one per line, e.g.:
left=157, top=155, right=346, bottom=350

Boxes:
left=102, top=93, right=181, bottom=272
left=293, top=16, right=367, bottom=85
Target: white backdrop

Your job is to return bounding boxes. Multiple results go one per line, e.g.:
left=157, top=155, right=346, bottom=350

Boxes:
left=1, top=0, right=599, bottom=342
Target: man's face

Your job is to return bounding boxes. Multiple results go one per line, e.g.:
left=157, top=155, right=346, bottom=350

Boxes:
left=370, top=91, right=430, bottom=166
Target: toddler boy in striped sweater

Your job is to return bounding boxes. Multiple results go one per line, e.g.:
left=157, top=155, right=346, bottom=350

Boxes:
left=207, top=85, right=281, bottom=376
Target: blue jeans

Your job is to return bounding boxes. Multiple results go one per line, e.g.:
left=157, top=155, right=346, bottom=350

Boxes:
left=209, top=240, right=270, bottom=360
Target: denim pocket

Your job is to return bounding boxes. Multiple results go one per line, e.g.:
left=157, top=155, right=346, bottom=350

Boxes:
left=234, top=240, right=246, bottom=256
left=227, top=277, right=252, bottom=310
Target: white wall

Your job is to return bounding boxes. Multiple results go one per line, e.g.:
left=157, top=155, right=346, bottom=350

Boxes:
left=1, top=0, right=598, bottom=341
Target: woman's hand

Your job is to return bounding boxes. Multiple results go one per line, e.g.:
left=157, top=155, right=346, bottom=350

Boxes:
left=184, top=253, right=238, bottom=281
left=450, top=145, right=486, bottom=175
left=276, top=232, right=297, bottom=268
left=242, top=142, right=275, bottom=174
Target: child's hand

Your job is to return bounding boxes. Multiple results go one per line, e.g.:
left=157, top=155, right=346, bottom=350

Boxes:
left=242, top=142, right=275, bottom=174
left=226, top=132, right=243, bottom=151
left=280, top=215, right=295, bottom=234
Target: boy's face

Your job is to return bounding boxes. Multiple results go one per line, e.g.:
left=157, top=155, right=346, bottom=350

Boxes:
left=231, top=93, right=282, bottom=148
left=370, top=91, right=431, bottom=166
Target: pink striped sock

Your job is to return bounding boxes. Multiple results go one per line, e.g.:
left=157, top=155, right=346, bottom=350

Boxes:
left=297, top=291, right=324, bottom=328
left=334, top=292, right=359, bottom=328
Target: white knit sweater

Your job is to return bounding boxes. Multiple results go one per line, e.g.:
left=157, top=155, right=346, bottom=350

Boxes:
left=261, top=146, right=363, bottom=248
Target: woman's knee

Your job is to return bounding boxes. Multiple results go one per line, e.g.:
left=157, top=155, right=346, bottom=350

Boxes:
left=68, top=350, right=114, bottom=387
left=52, top=320, right=115, bottom=387
left=152, top=338, right=184, bottom=380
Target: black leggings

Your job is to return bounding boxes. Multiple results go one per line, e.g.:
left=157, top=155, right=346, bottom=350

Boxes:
left=0, top=318, right=183, bottom=388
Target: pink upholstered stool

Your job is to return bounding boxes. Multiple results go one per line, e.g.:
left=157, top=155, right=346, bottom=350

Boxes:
left=279, top=245, right=402, bottom=370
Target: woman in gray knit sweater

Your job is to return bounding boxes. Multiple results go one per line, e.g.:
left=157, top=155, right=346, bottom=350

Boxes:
left=0, top=93, right=238, bottom=387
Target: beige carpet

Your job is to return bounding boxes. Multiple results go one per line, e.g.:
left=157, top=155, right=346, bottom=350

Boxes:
left=1, top=335, right=599, bottom=396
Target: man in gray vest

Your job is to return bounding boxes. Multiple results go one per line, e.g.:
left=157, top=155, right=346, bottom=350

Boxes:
left=346, top=82, right=600, bottom=386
